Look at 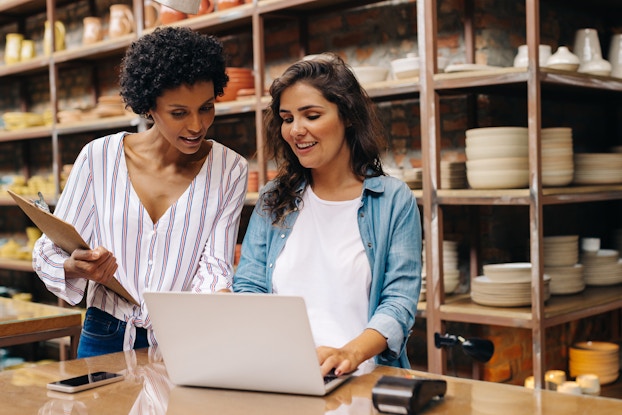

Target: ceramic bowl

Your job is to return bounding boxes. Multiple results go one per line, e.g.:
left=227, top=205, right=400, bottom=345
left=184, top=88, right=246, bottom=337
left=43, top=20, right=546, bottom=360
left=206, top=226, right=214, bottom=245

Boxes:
left=467, top=169, right=529, bottom=189
left=391, top=57, right=420, bottom=79
left=483, top=262, right=532, bottom=282
left=352, top=66, right=389, bottom=83
left=465, top=144, right=528, bottom=161
left=466, top=157, right=528, bottom=171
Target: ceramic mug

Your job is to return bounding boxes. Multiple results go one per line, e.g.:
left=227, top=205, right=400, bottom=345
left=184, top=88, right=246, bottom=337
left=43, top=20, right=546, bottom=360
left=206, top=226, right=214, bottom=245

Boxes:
left=5, top=33, right=24, bottom=64
left=43, top=21, right=66, bottom=56
left=20, top=39, right=36, bottom=61
left=109, top=4, right=135, bottom=38
left=144, top=0, right=161, bottom=29
left=82, top=17, right=104, bottom=45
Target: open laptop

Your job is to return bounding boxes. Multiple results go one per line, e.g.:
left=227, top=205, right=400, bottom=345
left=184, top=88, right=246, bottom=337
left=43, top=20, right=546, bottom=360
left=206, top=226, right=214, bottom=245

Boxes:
left=143, top=292, right=353, bottom=396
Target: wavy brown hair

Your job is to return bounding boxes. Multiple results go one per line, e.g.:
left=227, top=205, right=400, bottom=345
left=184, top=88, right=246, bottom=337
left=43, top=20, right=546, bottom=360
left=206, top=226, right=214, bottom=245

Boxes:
left=263, top=53, right=386, bottom=225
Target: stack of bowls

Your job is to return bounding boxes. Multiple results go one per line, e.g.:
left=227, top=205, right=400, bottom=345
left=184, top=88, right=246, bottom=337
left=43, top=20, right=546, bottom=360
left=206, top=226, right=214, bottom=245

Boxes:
left=465, top=127, right=529, bottom=189
left=569, top=341, right=620, bottom=385
left=543, top=235, right=585, bottom=295
left=441, top=160, right=467, bottom=189
left=471, top=262, right=551, bottom=307
left=390, top=56, right=420, bottom=79
left=580, top=249, right=622, bottom=286
left=573, top=153, right=622, bottom=184
left=421, top=240, right=461, bottom=300
left=542, top=127, right=574, bottom=187
left=2, top=112, right=45, bottom=130
left=220, top=67, right=254, bottom=102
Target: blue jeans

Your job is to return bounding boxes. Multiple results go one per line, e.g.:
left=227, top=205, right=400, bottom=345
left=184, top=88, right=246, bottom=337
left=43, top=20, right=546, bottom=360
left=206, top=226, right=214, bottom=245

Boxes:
left=77, top=307, right=149, bottom=358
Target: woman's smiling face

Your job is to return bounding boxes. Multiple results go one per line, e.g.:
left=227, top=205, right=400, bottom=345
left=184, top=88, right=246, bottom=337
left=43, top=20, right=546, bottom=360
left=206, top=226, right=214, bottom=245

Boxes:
left=149, top=81, right=216, bottom=154
left=279, top=82, right=350, bottom=172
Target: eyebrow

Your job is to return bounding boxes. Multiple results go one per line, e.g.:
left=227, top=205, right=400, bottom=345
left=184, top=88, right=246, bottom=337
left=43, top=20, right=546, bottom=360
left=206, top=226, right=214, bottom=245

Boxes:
left=167, top=97, right=216, bottom=108
left=279, top=104, right=324, bottom=114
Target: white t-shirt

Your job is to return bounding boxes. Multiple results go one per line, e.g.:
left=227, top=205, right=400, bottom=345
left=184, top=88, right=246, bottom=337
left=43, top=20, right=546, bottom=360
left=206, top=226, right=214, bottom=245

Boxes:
left=272, top=186, right=371, bottom=349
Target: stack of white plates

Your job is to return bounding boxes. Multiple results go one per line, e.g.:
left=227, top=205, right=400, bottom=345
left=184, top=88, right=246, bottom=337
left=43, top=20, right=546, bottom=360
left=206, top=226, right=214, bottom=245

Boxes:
left=421, top=240, right=461, bottom=299
left=465, top=127, right=529, bottom=189
left=441, top=160, right=467, bottom=189
left=580, top=249, right=622, bottom=286
left=543, top=235, right=585, bottom=295
left=471, top=262, right=551, bottom=307
left=543, top=235, right=579, bottom=266
left=542, top=127, right=574, bottom=187
left=569, top=341, right=620, bottom=385
left=573, top=153, right=622, bottom=184
left=403, top=167, right=422, bottom=189
left=545, top=264, right=585, bottom=295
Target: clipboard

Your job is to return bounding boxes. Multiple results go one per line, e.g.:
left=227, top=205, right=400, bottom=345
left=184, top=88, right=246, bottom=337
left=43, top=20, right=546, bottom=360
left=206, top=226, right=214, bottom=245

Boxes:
left=7, top=189, right=139, bottom=306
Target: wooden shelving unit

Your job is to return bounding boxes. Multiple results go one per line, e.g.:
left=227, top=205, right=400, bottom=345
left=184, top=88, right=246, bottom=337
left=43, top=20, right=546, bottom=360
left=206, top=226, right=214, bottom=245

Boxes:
left=419, top=0, right=622, bottom=388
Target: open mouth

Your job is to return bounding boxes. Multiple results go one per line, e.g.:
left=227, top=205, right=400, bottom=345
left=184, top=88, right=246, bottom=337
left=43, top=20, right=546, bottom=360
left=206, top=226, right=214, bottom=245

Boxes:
left=180, top=135, right=203, bottom=143
left=296, top=142, right=317, bottom=149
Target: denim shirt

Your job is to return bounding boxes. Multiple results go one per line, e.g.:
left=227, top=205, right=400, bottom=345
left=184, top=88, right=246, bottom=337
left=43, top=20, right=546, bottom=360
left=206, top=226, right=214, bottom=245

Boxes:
left=233, top=174, right=422, bottom=368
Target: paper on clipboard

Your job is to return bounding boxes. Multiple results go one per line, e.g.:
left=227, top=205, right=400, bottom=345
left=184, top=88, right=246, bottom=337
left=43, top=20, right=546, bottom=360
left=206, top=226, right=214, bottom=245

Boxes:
left=7, top=189, right=139, bottom=306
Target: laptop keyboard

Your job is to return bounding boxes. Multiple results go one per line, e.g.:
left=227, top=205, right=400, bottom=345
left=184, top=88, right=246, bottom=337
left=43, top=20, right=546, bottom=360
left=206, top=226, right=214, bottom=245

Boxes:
left=323, top=370, right=339, bottom=384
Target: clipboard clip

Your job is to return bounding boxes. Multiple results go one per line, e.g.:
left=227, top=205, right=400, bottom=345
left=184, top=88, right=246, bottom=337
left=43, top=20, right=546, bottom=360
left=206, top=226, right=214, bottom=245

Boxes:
left=33, top=192, right=50, bottom=213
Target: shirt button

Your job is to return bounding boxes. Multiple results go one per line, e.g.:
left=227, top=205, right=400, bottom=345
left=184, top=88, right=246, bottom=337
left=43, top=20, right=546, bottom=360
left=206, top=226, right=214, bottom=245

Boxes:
left=280, top=234, right=285, bottom=238
left=148, top=260, right=153, bottom=265
left=269, top=263, right=273, bottom=268
left=367, top=242, right=372, bottom=248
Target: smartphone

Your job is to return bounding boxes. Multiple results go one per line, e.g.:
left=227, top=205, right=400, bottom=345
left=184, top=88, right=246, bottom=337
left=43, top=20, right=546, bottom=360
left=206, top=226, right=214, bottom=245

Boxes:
left=47, top=371, right=125, bottom=393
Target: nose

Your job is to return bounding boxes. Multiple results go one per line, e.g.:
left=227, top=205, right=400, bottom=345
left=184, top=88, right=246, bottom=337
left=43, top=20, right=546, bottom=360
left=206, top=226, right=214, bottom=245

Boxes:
left=187, top=112, right=203, bottom=134
left=290, top=120, right=306, bottom=138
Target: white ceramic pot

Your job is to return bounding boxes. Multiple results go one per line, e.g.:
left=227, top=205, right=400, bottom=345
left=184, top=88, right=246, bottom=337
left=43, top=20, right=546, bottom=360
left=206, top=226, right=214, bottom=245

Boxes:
left=513, top=44, right=551, bottom=68
left=545, top=46, right=580, bottom=71
left=608, top=34, right=622, bottom=78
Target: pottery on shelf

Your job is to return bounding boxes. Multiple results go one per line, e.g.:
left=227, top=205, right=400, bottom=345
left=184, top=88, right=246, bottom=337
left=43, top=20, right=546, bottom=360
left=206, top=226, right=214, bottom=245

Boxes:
left=108, top=4, right=135, bottom=38
left=609, top=34, right=622, bottom=78
left=513, top=44, right=551, bottom=68
left=574, top=28, right=603, bottom=64
left=4, top=33, right=23, bottom=64
left=160, top=4, right=187, bottom=24
left=545, top=46, right=580, bottom=71
left=578, top=57, right=612, bottom=76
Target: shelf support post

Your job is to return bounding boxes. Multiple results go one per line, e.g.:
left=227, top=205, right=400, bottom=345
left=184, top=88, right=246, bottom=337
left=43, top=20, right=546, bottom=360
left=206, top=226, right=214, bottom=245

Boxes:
left=526, top=0, right=546, bottom=391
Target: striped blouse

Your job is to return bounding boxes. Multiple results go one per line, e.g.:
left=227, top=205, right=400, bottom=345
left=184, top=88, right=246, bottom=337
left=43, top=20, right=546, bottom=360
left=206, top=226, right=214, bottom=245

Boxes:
left=33, top=132, right=248, bottom=349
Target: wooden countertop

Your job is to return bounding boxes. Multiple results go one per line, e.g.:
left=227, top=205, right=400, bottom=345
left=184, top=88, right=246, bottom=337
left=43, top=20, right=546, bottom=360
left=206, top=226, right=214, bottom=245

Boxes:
left=1, top=348, right=622, bottom=414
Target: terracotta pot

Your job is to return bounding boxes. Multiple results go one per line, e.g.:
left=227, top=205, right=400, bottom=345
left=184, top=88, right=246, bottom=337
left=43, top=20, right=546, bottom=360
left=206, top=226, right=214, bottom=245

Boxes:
left=160, top=4, right=187, bottom=24
left=188, top=0, right=215, bottom=17
left=217, top=0, right=243, bottom=11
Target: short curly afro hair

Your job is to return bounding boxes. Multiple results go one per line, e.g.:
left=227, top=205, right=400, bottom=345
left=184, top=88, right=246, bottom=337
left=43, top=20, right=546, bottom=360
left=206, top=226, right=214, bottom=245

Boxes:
left=119, top=26, right=229, bottom=116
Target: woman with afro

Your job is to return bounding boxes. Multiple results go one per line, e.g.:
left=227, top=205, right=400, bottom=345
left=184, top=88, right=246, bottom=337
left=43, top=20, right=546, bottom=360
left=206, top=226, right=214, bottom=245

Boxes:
left=33, top=27, right=248, bottom=357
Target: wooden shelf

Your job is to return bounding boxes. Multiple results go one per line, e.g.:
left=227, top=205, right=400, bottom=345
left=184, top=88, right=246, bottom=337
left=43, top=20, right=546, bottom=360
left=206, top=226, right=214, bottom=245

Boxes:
left=433, top=67, right=622, bottom=93
left=434, top=185, right=622, bottom=206
left=417, top=286, right=622, bottom=327
left=0, top=257, right=33, bottom=272
left=431, top=285, right=622, bottom=329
